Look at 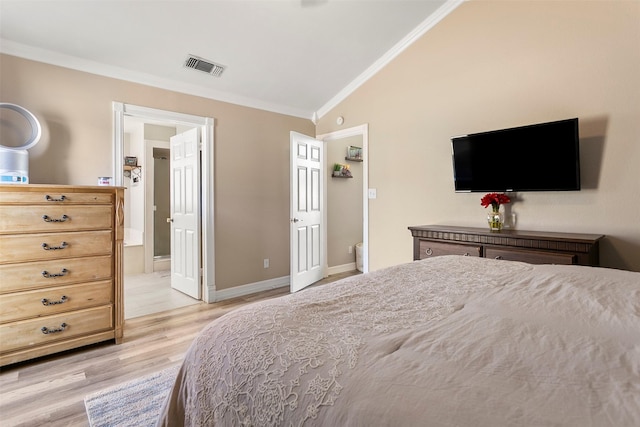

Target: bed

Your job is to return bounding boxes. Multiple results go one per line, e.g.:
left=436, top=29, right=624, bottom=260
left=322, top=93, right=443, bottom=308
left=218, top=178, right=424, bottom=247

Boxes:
left=157, top=255, right=640, bottom=426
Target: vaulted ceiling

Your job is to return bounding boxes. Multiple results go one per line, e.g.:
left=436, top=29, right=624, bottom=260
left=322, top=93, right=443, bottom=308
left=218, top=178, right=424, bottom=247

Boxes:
left=1, top=0, right=458, bottom=120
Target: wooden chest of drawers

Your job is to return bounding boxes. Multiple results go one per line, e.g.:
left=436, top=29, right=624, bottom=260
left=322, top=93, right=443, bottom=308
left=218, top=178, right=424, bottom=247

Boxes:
left=409, top=225, right=603, bottom=266
left=0, top=184, right=124, bottom=366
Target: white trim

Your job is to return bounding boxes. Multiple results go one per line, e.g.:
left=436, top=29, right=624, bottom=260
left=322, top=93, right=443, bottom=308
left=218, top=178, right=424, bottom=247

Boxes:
left=317, top=124, right=370, bottom=274
left=3, top=39, right=311, bottom=119
left=112, top=102, right=216, bottom=303
left=327, top=262, right=357, bottom=276
left=202, top=117, right=215, bottom=302
left=112, top=103, right=125, bottom=187
left=153, top=257, right=171, bottom=272
left=315, top=0, right=464, bottom=119
left=213, top=276, right=290, bottom=302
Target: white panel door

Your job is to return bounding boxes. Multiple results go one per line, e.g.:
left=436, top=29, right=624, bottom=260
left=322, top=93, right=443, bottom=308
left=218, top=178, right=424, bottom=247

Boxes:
left=170, top=127, right=201, bottom=299
left=290, top=132, right=325, bottom=292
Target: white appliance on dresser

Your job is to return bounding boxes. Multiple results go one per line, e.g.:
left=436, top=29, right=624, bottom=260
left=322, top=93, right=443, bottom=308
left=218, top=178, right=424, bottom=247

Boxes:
left=0, top=184, right=124, bottom=366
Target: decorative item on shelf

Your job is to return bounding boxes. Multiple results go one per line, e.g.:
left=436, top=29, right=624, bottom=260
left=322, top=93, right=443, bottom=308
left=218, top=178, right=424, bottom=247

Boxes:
left=332, top=163, right=353, bottom=178
left=124, top=156, right=141, bottom=182
left=346, top=145, right=362, bottom=161
left=481, top=192, right=511, bottom=232
left=124, top=156, right=138, bottom=166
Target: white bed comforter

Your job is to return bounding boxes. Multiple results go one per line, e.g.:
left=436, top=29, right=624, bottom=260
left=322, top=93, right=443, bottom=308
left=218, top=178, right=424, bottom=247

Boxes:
left=158, top=256, right=640, bottom=426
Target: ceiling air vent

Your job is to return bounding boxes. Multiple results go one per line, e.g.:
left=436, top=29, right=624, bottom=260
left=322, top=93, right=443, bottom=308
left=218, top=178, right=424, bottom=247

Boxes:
left=184, top=55, right=225, bottom=77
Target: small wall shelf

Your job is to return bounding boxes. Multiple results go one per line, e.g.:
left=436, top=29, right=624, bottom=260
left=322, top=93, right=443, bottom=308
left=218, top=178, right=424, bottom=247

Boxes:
left=345, top=157, right=363, bottom=162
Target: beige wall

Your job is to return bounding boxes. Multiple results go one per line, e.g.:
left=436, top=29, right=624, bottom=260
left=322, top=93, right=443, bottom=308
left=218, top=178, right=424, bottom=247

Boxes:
left=0, top=54, right=315, bottom=289
left=317, top=1, right=640, bottom=272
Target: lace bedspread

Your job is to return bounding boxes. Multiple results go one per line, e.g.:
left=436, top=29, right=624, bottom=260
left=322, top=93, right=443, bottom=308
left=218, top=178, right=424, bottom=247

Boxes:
left=157, top=256, right=640, bottom=426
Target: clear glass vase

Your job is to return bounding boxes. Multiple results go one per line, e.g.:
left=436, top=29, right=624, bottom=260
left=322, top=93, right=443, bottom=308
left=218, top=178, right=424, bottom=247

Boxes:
left=487, top=209, right=503, bottom=231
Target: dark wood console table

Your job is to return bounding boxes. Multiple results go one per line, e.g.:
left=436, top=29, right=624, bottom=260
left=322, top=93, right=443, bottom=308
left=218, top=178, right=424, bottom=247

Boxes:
left=408, top=225, right=604, bottom=266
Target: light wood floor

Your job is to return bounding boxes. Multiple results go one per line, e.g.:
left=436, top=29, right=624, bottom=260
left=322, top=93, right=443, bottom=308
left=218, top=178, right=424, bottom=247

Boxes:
left=0, top=272, right=357, bottom=427
left=124, top=271, right=200, bottom=319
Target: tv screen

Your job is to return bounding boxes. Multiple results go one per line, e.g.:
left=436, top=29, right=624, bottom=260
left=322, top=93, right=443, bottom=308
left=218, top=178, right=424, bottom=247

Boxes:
left=451, top=118, right=580, bottom=192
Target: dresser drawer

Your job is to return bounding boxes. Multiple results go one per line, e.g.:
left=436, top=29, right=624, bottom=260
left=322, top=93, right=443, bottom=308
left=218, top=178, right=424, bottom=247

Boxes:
left=0, top=305, right=114, bottom=353
left=0, top=231, right=112, bottom=263
left=0, top=190, right=113, bottom=205
left=0, top=280, right=113, bottom=323
left=0, top=205, right=113, bottom=234
left=485, top=247, right=576, bottom=265
left=417, top=240, right=481, bottom=259
left=0, top=255, right=112, bottom=293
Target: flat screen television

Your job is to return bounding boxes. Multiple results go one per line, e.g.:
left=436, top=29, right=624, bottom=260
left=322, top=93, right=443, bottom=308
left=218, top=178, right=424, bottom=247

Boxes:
left=451, top=118, right=580, bottom=192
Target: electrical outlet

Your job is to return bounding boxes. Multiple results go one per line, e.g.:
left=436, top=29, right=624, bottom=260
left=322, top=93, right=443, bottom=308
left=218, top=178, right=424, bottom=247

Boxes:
left=263, top=258, right=269, bottom=268
left=348, top=246, right=353, bottom=254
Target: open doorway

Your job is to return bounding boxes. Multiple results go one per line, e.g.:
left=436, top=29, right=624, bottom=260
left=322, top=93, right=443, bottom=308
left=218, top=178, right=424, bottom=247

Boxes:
left=121, top=119, right=200, bottom=318
left=289, top=124, right=369, bottom=293
left=112, top=103, right=216, bottom=319
left=319, top=124, right=369, bottom=275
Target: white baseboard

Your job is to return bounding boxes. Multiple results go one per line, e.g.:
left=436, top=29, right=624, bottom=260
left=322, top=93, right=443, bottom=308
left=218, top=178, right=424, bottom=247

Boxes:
left=211, top=275, right=290, bottom=302
left=327, top=262, right=357, bottom=276
left=208, top=264, right=357, bottom=302
left=153, top=258, right=170, bottom=272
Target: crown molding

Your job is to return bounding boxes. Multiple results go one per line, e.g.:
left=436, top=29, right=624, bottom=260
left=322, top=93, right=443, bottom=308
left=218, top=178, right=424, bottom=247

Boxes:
left=0, top=39, right=313, bottom=120
left=315, top=0, right=464, bottom=120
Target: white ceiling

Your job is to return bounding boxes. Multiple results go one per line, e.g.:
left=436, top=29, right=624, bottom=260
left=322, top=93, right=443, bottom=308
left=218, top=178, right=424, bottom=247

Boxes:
left=0, top=0, right=458, bottom=120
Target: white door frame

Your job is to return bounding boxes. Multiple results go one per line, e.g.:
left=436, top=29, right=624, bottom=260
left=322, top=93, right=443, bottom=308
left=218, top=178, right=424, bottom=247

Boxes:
left=317, top=124, right=369, bottom=273
left=112, top=102, right=216, bottom=302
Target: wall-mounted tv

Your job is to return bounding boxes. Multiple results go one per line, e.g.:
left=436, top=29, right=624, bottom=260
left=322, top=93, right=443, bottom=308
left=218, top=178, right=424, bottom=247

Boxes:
left=451, top=118, right=580, bottom=192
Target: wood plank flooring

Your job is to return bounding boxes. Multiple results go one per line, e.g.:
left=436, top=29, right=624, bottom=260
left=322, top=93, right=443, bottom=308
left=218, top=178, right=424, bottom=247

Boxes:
left=0, top=272, right=357, bottom=427
left=124, top=271, right=200, bottom=319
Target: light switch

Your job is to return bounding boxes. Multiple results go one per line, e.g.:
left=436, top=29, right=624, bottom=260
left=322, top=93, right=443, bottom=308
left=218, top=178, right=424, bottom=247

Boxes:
left=368, top=188, right=377, bottom=199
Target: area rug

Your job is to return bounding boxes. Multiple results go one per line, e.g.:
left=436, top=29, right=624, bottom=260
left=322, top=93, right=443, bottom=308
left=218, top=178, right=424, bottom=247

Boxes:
left=84, top=364, right=180, bottom=427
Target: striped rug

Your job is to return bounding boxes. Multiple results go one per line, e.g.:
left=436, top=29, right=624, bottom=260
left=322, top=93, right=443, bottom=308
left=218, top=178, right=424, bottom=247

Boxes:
left=84, top=365, right=180, bottom=427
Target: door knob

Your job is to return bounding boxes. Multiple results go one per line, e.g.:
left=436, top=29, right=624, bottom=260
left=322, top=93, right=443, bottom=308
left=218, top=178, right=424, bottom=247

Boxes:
left=290, top=218, right=300, bottom=223
left=167, top=218, right=173, bottom=223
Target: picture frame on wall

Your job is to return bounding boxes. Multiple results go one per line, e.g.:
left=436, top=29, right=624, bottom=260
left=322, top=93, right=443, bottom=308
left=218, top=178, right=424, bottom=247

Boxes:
left=346, top=146, right=362, bottom=160
left=124, top=156, right=138, bottom=166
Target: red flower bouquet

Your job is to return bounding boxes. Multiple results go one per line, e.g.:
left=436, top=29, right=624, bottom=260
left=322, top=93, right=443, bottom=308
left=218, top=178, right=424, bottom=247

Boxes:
left=480, top=193, right=511, bottom=212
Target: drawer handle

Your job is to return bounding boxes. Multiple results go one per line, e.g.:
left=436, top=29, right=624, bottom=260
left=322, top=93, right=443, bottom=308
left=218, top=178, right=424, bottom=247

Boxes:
left=41, top=295, right=68, bottom=306
left=495, top=255, right=503, bottom=260
left=42, top=214, right=69, bottom=223
left=42, top=268, right=69, bottom=278
left=425, top=248, right=433, bottom=256
left=42, top=242, right=68, bottom=251
left=41, top=323, right=67, bottom=334
left=45, top=195, right=67, bottom=202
